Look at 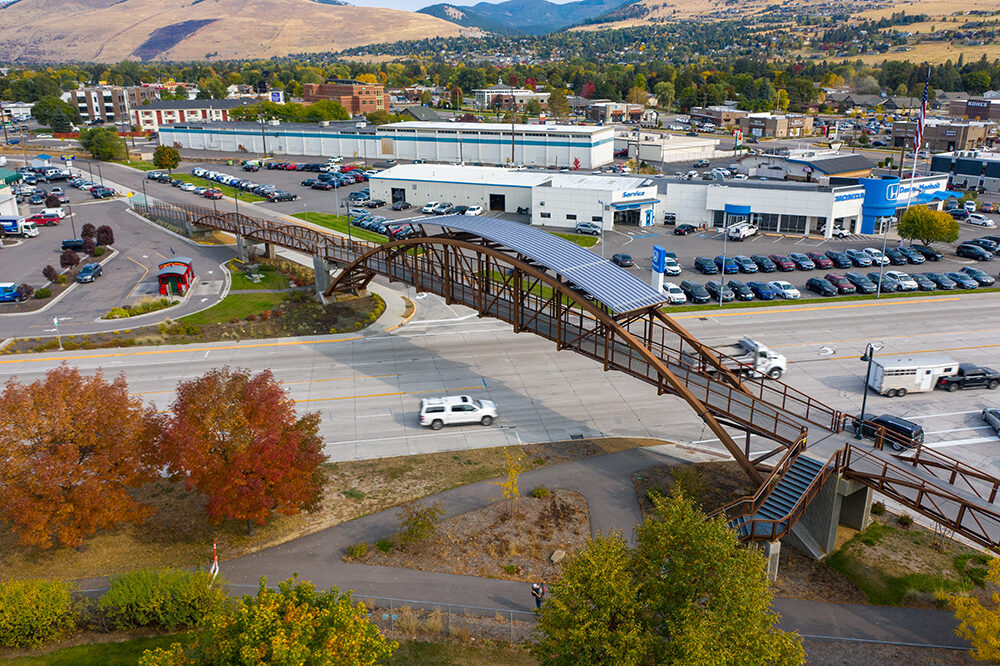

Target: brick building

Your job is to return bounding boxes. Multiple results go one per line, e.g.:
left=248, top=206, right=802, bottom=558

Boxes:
left=132, top=99, right=256, bottom=132
left=892, top=119, right=990, bottom=152
left=737, top=113, right=814, bottom=139
left=689, top=105, right=749, bottom=128
left=69, top=86, right=157, bottom=124
left=948, top=98, right=1000, bottom=122
left=302, top=79, right=385, bottom=115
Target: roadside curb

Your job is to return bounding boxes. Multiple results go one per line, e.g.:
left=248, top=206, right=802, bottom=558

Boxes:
left=0, top=247, right=119, bottom=318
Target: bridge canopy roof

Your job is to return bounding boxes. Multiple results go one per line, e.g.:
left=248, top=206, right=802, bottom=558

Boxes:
left=423, top=215, right=667, bottom=314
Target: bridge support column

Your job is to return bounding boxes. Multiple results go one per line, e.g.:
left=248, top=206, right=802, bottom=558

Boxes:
left=262, top=242, right=277, bottom=260
left=313, top=254, right=334, bottom=301
left=183, top=218, right=195, bottom=237
left=762, top=541, right=781, bottom=582
left=786, top=472, right=873, bottom=561
left=236, top=235, right=247, bottom=262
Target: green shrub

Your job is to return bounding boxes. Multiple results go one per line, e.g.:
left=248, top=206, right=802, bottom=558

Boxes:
left=503, top=564, right=520, bottom=575
left=530, top=486, right=550, bottom=499
left=871, top=501, right=886, bottom=515
left=34, top=287, right=52, bottom=299
left=669, top=465, right=708, bottom=506
left=93, top=246, right=106, bottom=257
left=345, top=543, right=368, bottom=559
left=343, top=489, right=365, bottom=500
left=897, top=513, right=914, bottom=528
left=0, top=578, right=76, bottom=648
left=376, top=539, right=395, bottom=553
left=98, top=569, right=226, bottom=630
left=398, top=501, right=444, bottom=544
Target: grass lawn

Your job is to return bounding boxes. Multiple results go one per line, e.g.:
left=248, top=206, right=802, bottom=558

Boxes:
left=114, top=160, right=158, bottom=171
left=664, top=286, right=999, bottom=313
left=5, top=633, right=534, bottom=665
left=180, top=292, right=287, bottom=325
left=294, top=211, right=388, bottom=244
left=173, top=174, right=266, bottom=203
left=552, top=232, right=599, bottom=248
left=5, top=633, right=196, bottom=665
left=226, top=258, right=290, bottom=291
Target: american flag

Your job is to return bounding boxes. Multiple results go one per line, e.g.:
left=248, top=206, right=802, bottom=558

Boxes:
left=913, top=70, right=930, bottom=153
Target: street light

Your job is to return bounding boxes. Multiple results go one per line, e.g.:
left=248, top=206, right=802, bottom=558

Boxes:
left=856, top=342, right=884, bottom=439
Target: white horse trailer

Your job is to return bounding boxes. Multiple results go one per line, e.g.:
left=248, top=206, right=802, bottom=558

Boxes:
left=868, top=354, right=959, bottom=397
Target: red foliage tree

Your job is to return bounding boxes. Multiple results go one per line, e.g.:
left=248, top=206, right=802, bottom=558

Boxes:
left=59, top=249, right=79, bottom=268
left=95, top=225, right=115, bottom=247
left=160, top=368, right=326, bottom=534
left=508, top=74, right=519, bottom=88
left=525, top=77, right=537, bottom=92
left=81, top=223, right=96, bottom=239
left=581, top=81, right=596, bottom=99
left=0, top=366, right=161, bottom=548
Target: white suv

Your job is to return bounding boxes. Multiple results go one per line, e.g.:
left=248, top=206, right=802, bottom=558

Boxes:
left=419, top=396, right=497, bottom=430
left=422, top=201, right=439, bottom=214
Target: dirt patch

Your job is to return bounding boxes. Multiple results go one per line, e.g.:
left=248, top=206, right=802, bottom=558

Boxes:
left=0, top=438, right=648, bottom=581
left=802, top=639, right=975, bottom=666
left=772, top=546, right=868, bottom=605
left=353, top=490, right=589, bottom=582
left=633, top=460, right=757, bottom=516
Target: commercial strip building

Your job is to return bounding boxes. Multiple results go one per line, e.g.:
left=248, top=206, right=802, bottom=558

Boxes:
left=68, top=86, right=157, bottom=124
left=302, top=79, right=385, bottom=115
left=930, top=151, right=1000, bottom=193
left=891, top=118, right=991, bottom=152
left=948, top=98, right=1000, bottom=121
left=472, top=80, right=549, bottom=111
left=689, top=105, right=749, bottom=128
left=737, top=113, right=814, bottom=139
left=1, top=101, right=33, bottom=123
left=737, top=150, right=875, bottom=182
left=368, top=164, right=953, bottom=238
left=159, top=120, right=615, bottom=169
left=614, top=130, right=721, bottom=164
left=133, top=99, right=257, bottom=132
left=370, top=164, right=658, bottom=230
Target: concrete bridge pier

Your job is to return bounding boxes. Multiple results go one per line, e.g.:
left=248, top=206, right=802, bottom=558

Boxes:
left=236, top=235, right=247, bottom=262
left=786, top=474, right=873, bottom=561
left=313, top=255, right=336, bottom=302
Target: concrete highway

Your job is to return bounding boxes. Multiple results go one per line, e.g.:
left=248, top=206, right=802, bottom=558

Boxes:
left=2, top=282, right=998, bottom=476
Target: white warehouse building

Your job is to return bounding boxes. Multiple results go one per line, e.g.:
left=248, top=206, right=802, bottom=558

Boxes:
left=157, top=120, right=614, bottom=169
left=370, top=165, right=659, bottom=230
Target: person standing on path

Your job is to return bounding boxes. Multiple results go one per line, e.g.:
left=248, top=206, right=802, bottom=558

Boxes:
left=531, top=582, right=545, bottom=609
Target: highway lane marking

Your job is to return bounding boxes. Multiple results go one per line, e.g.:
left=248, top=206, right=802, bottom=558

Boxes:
left=0, top=335, right=366, bottom=365
left=326, top=427, right=505, bottom=447
left=907, top=410, right=981, bottom=419
left=824, top=342, right=1000, bottom=361
left=128, top=373, right=401, bottom=396
left=925, top=436, right=998, bottom=449
left=674, top=297, right=961, bottom=319
left=767, top=328, right=1000, bottom=349
left=926, top=426, right=994, bottom=435
left=296, top=385, right=482, bottom=404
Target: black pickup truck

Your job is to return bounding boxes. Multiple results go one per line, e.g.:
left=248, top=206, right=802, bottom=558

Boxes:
left=937, top=364, right=1000, bottom=392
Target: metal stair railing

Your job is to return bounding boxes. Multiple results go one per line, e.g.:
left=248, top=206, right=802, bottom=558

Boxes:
left=708, top=432, right=809, bottom=520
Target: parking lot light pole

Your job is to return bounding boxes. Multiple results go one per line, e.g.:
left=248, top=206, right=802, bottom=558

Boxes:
left=597, top=199, right=606, bottom=258
left=875, top=215, right=894, bottom=299
left=856, top=342, right=881, bottom=439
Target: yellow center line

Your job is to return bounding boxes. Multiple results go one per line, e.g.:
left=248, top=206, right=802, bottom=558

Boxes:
left=825, top=342, right=1000, bottom=361
left=294, top=385, right=483, bottom=404
left=0, top=335, right=364, bottom=365
left=771, top=327, right=1000, bottom=349
left=129, top=373, right=400, bottom=396
left=674, top=296, right=961, bottom=319
left=124, top=255, right=149, bottom=301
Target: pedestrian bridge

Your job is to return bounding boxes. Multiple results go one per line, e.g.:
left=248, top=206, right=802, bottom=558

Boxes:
left=134, top=200, right=1000, bottom=551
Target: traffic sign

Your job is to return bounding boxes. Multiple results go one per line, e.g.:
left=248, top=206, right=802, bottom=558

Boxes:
left=651, top=245, right=666, bottom=273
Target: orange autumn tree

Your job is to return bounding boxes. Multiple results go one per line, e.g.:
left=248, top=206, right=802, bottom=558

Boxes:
left=0, top=365, right=161, bottom=548
left=160, top=368, right=326, bottom=535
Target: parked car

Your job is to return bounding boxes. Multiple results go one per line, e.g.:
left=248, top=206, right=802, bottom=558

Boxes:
left=824, top=250, right=853, bottom=269
left=767, top=280, right=800, bottom=299
left=26, top=212, right=60, bottom=226
left=966, top=213, right=996, bottom=228
left=956, top=244, right=994, bottom=261
left=959, top=266, right=996, bottom=286
left=768, top=254, right=795, bottom=272
left=465, top=206, right=483, bottom=216
left=726, top=280, right=754, bottom=301
left=611, top=253, right=634, bottom=267
left=694, top=257, right=719, bottom=275
left=788, top=252, right=815, bottom=270
left=946, top=271, right=979, bottom=289
left=704, top=280, right=735, bottom=302
left=422, top=201, right=439, bottom=214
left=862, top=248, right=889, bottom=266
left=75, top=262, right=103, bottom=283
left=747, top=281, right=777, bottom=300
left=948, top=208, right=969, bottom=220
left=311, top=181, right=334, bottom=190
left=806, top=277, right=837, bottom=296
left=820, top=223, right=849, bottom=239
left=661, top=282, right=687, bottom=304
left=750, top=255, right=776, bottom=272
left=693, top=159, right=710, bottom=168
left=673, top=223, right=697, bottom=235
left=713, top=255, right=739, bottom=274
left=854, top=414, right=924, bottom=451
left=824, top=273, right=856, bottom=294
left=982, top=407, right=1000, bottom=436
left=300, top=178, right=317, bottom=187
left=365, top=199, right=387, bottom=208
left=844, top=248, right=873, bottom=267
left=844, top=272, right=877, bottom=294
left=922, top=272, right=957, bottom=289
left=981, top=202, right=996, bottom=213
left=268, top=191, right=297, bottom=202
left=433, top=202, right=455, bottom=215
left=391, top=201, right=412, bottom=211
left=967, top=238, right=998, bottom=253
left=805, top=252, right=833, bottom=269
left=419, top=395, right=498, bottom=429
left=661, top=256, right=682, bottom=276
left=882, top=247, right=909, bottom=265
left=909, top=244, right=942, bottom=262
left=204, top=189, right=223, bottom=200
left=884, top=271, right=918, bottom=291
left=575, top=221, right=601, bottom=235
left=679, top=280, right=711, bottom=304
left=911, top=273, right=936, bottom=291
left=937, top=364, right=1000, bottom=392
left=866, top=271, right=900, bottom=292
left=732, top=255, right=758, bottom=273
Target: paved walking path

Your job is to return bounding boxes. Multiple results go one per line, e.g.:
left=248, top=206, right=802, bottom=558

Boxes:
left=213, top=445, right=969, bottom=649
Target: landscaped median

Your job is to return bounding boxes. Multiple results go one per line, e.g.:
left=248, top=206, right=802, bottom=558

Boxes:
left=552, top=231, right=598, bottom=248
left=171, top=174, right=266, bottom=202
left=294, top=211, right=388, bottom=243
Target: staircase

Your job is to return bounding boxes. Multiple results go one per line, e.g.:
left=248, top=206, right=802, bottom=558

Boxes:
left=728, top=454, right=831, bottom=542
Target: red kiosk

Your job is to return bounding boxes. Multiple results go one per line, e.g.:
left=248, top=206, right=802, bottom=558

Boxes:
left=157, top=257, right=194, bottom=296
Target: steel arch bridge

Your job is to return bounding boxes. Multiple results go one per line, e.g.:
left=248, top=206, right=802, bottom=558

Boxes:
left=133, top=200, right=1000, bottom=549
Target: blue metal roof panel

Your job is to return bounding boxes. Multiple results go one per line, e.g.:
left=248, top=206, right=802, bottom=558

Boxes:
left=423, top=215, right=667, bottom=313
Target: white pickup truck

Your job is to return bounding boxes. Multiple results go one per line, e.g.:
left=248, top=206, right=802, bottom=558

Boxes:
left=701, top=337, right=788, bottom=379
left=727, top=221, right=759, bottom=241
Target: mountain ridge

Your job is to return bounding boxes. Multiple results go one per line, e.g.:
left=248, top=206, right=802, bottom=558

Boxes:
left=418, top=0, right=637, bottom=35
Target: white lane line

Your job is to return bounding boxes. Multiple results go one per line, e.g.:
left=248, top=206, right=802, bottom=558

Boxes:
left=410, top=313, right=478, bottom=325
left=327, top=428, right=503, bottom=446
left=906, top=410, right=981, bottom=420
left=925, top=436, right=998, bottom=449
left=926, top=426, right=994, bottom=435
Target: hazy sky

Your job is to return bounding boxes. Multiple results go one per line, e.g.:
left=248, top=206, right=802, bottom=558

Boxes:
left=346, top=0, right=576, bottom=11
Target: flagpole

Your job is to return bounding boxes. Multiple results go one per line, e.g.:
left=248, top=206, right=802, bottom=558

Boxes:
left=904, top=67, right=931, bottom=214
